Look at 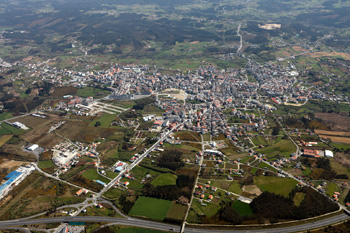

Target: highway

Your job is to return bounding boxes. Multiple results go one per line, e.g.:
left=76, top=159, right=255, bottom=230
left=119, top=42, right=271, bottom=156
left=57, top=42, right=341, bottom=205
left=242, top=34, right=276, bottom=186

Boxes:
left=0, top=213, right=348, bottom=233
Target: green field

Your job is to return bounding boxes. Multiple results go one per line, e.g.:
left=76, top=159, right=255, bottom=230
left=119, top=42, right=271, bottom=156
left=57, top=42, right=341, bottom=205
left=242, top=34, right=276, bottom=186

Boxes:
left=0, top=112, right=13, bottom=121
left=0, top=122, right=25, bottom=135
left=151, top=173, right=177, bottom=186
left=257, top=139, right=296, bottom=157
left=254, top=176, right=298, bottom=197
left=129, top=196, right=172, bottom=220
left=38, top=160, right=55, bottom=169
left=232, top=201, right=253, bottom=216
left=76, top=87, right=110, bottom=98
left=82, top=169, right=110, bottom=183
left=90, top=113, right=116, bottom=128
left=326, top=182, right=340, bottom=197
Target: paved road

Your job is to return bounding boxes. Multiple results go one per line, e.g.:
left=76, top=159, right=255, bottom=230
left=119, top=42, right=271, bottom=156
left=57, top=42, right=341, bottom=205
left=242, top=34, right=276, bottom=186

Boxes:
left=0, top=213, right=348, bottom=233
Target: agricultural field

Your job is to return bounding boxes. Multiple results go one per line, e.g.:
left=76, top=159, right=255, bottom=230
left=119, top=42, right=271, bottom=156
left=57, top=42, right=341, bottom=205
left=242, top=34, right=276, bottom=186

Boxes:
left=128, top=196, right=172, bottom=220
left=165, top=202, right=187, bottom=221
left=76, top=87, right=110, bottom=98
left=256, top=139, right=296, bottom=157
left=151, top=173, right=177, bottom=186
left=90, top=113, right=116, bottom=128
left=81, top=169, right=110, bottom=184
left=254, top=176, right=298, bottom=197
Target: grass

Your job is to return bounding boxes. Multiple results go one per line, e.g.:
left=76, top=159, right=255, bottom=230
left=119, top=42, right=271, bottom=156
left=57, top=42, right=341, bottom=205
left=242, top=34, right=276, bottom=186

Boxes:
left=151, top=173, right=177, bottom=186
left=82, top=169, right=110, bottom=183
left=128, top=196, right=172, bottom=220
left=38, top=160, right=55, bottom=169
left=0, top=122, right=25, bottom=135
left=326, top=182, right=340, bottom=196
left=90, top=114, right=116, bottom=128
left=293, top=192, right=305, bottom=206
left=0, top=112, right=13, bottom=121
left=257, top=139, right=296, bottom=157
left=76, top=87, right=110, bottom=98
left=0, top=135, right=12, bottom=147
left=165, top=202, right=187, bottom=221
left=232, top=200, right=253, bottom=216
left=254, top=176, right=298, bottom=197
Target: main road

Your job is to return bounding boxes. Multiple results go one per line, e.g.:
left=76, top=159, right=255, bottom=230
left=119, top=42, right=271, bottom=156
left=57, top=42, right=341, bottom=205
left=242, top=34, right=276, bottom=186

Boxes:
left=0, top=213, right=348, bottom=233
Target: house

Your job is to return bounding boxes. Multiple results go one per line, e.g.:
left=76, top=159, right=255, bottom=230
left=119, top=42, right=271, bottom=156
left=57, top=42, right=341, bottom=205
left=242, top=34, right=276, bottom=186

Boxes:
left=177, top=196, right=189, bottom=205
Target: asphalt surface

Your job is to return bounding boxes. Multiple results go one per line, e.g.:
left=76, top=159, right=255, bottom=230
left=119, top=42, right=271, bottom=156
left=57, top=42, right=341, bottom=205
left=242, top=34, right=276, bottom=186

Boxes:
left=0, top=213, right=348, bottom=233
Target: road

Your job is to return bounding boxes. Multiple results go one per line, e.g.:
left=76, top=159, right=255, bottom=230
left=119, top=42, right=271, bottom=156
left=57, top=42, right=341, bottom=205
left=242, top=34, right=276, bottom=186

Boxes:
left=95, top=120, right=188, bottom=200
left=236, top=24, right=243, bottom=53
left=0, top=213, right=348, bottom=233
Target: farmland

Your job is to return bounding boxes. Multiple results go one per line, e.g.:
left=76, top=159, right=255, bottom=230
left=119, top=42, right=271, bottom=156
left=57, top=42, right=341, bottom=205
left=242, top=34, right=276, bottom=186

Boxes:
left=151, top=173, right=177, bottom=186
left=128, top=196, right=172, bottom=220
left=254, top=176, right=298, bottom=197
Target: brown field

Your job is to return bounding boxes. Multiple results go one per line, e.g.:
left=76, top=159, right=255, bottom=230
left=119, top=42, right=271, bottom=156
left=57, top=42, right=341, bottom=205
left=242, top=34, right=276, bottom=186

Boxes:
left=292, top=46, right=307, bottom=52
left=0, top=135, right=13, bottom=148
left=309, top=52, right=350, bottom=60
left=9, top=115, right=52, bottom=129
left=315, top=113, right=350, bottom=131
left=319, top=135, right=350, bottom=144
left=56, top=120, right=116, bottom=143
left=0, top=141, right=36, bottom=161
left=51, top=86, right=78, bottom=97
left=315, top=130, right=350, bottom=137
left=334, top=153, right=350, bottom=168
left=242, top=185, right=262, bottom=196
left=0, top=160, right=28, bottom=170
left=19, top=116, right=64, bottom=148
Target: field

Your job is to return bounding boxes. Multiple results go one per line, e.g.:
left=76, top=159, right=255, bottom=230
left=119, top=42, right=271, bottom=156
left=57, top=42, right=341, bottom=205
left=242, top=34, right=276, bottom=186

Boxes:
left=173, top=131, right=201, bottom=142
left=165, top=202, right=187, bottom=221
left=257, top=140, right=296, bottom=157
left=0, top=112, right=12, bottom=121
left=38, top=160, right=55, bottom=169
left=232, top=201, right=253, bottom=216
left=326, top=182, right=340, bottom=196
left=254, top=176, right=298, bottom=197
left=212, top=180, right=243, bottom=195
left=319, top=135, right=350, bottom=144
left=76, top=87, right=110, bottom=98
left=151, top=173, right=177, bottom=186
left=315, top=130, right=350, bottom=137
left=56, top=120, right=116, bottom=143
left=128, top=196, right=172, bottom=220
left=0, top=135, right=12, bottom=147
left=81, top=169, right=110, bottom=184
left=0, top=123, right=25, bottom=135
left=90, top=114, right=116, bottom=128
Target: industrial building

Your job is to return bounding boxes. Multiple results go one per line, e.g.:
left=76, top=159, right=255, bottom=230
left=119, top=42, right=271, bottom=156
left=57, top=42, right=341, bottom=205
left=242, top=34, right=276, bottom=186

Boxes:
left=0, top=164, right=35, bottom=200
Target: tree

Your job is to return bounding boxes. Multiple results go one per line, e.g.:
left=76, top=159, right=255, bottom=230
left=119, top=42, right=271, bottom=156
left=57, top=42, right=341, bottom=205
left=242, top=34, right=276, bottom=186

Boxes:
left=272, top=126, right=280, bottom=136
left=94, top=121, right=101, bottom=127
